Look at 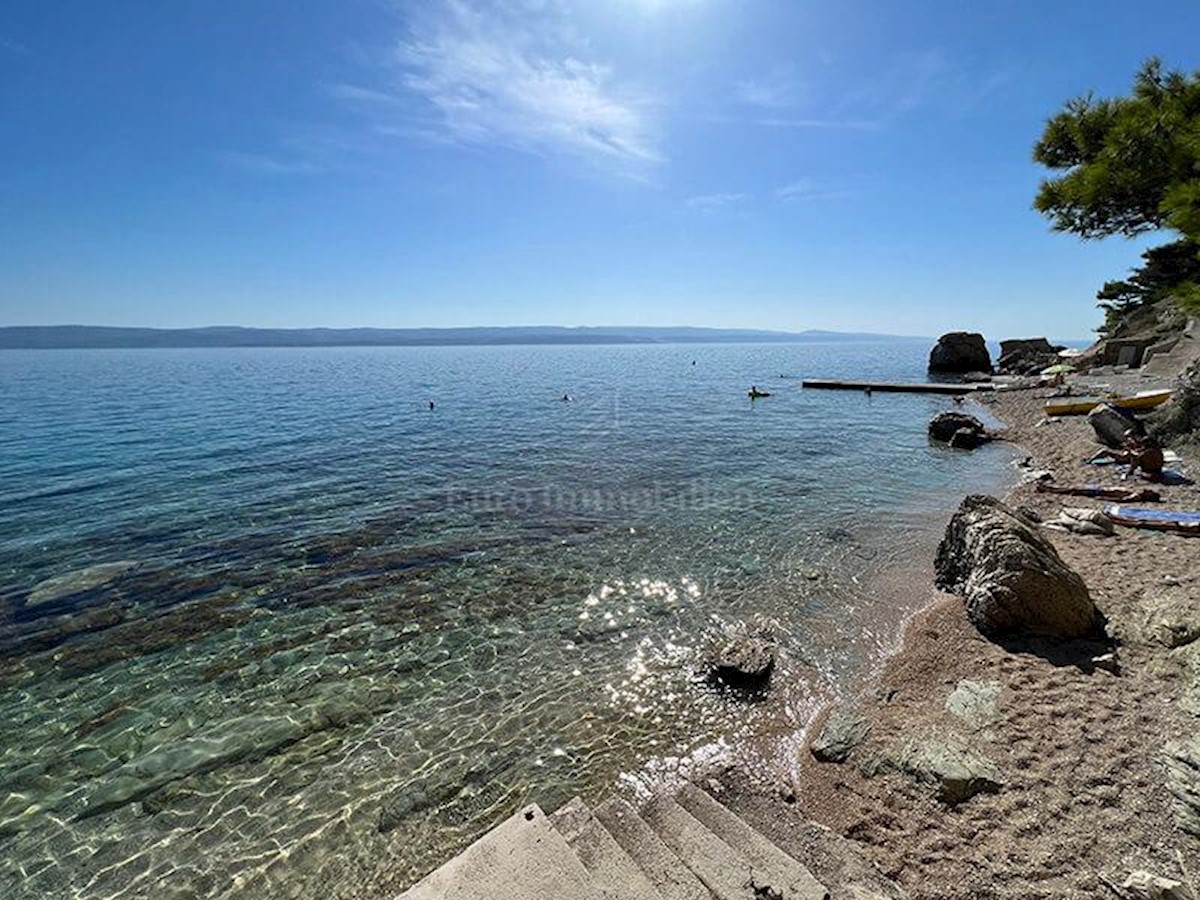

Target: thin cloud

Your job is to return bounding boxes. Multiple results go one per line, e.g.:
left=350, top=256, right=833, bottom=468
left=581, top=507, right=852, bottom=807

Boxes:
left=776, top=179, right=858, bottom=201
left=735, top=66, right=801, bottom=109
left=754, top=117, right=880, bottom=130
left=322, top=83, right=400, bottom=104
left=383, top=1, right=662, bottom=175
left=219, top=152, right=326, bottom=176
left=686, top=192, right=748, bottom=211
left=0, top=38, right=30, bottom=56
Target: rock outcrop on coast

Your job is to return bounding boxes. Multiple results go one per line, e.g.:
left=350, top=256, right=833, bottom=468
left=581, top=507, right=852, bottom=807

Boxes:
left=934, top=494, right=1102, bottom=638
left=783, top=381, right=1200, bottom=900
left=928, top=332, right=992, bottom=373
left=995, top=337, right=1064, bottom=375
left=928, top=412, right=991, bottom=450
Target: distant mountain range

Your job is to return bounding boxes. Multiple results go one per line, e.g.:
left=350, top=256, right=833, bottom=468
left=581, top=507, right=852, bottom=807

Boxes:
left=0, top=325, right=925, bottom=350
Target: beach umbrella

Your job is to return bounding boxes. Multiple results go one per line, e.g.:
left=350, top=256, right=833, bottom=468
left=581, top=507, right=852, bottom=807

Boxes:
left=1041, top=363, right=1076, bottom=376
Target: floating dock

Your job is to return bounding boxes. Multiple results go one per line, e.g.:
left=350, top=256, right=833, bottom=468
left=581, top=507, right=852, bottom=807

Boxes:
left=802, top=379, right=994, bottom=395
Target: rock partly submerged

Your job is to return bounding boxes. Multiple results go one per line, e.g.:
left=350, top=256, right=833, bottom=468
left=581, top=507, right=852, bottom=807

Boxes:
left=929, top=412, right=991, bottom=450
left=929, top=332, right=992, bottom=374
left=935, top=495, right=1104, bottom=639
left=706, top=633, right=777, bottom=692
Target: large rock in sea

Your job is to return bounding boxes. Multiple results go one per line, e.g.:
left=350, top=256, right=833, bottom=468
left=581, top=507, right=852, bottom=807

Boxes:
left=705, top=634, right=776, bottom=692
left=929, top=332, right=991, bottom=374
left=928, top=412, right=990, bottom=449
left=935, top=495, right=1103, bottom=638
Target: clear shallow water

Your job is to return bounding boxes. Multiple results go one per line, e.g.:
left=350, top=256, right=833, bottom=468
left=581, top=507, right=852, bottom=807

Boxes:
left=0, top=342, right=1013, bottom=898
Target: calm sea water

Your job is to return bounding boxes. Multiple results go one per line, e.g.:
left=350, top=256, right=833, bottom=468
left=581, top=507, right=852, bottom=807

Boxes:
left=0, top=342, right=1013, bottom=898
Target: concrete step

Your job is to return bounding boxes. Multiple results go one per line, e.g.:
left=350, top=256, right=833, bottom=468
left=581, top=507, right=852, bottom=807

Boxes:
left=400, top=803, right=604, bottom=900
left=550, top=797, right=663, bottom=900
left=673, top=784, right=828, bottom=900
left=593, top=797, right=713, bottom=900
left=640, top=794, right=768, bottom=900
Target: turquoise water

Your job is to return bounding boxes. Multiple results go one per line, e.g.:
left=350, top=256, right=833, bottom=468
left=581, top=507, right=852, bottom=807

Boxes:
left=0, top=342, right=1013, bottom=898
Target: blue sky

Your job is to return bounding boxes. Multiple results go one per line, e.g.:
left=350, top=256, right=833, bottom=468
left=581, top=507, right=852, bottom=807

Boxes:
left=1, top=1, right=1197, bottom=338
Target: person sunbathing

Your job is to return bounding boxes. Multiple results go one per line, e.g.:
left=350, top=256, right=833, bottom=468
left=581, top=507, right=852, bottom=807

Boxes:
left=1035, top=482, right=1161, bottom=502
left=1093, top=432, right=1165, bottom=480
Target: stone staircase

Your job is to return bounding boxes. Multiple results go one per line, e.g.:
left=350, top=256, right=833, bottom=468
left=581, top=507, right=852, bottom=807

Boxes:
left=398, top=782, right=831, bottom=900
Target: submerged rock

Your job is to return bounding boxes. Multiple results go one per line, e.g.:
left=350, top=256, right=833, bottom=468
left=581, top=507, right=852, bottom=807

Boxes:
left=26, top=561, right=138, bottom=607
left=935, top=495, right=1103, bottom=638
left=864, top=733, right=1005, bottom=805
left=811, top=710, right=870, bottom=763
left=929, top=332, right=991, bottom=374
left=77, top=694, right=377, bottom=820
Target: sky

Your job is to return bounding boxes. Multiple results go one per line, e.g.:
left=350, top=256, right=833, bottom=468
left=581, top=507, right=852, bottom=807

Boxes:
left=2, top=1, right=1199, bottom=339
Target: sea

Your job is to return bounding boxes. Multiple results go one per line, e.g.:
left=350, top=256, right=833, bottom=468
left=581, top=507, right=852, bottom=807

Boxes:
left=0, top=341, right=1015, bottom=898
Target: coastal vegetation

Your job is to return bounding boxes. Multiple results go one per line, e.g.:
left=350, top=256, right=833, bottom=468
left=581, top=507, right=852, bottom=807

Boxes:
left=1033, top=58, right=1200, bottom=319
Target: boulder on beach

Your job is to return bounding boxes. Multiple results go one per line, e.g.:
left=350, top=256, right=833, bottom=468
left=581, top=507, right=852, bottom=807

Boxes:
left=1164, top=736, right=1200, bottom=837
left=1088, top=403, right=1139, bottom=448
left=928, top=332, right=991, bottom=374
left=863, top=733, right=1005, bottom=805
left=810, top=709, right=870, bottom=763
left=945, top=679, right=1001, bottom=731
left=1120, top=871, right=1195, bottom=900
left=929, top=412, right=990, bottom=449
left=935, top=495, right=1103, bottom=638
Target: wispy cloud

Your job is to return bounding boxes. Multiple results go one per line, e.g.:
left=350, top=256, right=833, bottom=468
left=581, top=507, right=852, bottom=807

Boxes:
left=754, top=117, right=880, bottom=130
left=735, top=66, right=801, bottom=109
left=375, top=1, right=662, bottom=175
left=0, top=37, right=30, bottom=56
left=828, top=50, right=948, bottom=123
left=219, top=152, right=326, bottom=176
left=686, top=192, right=748, bottom=211
left=322, top=83, right=400, bottom=104
left=775, top=178, right=858, bottom=202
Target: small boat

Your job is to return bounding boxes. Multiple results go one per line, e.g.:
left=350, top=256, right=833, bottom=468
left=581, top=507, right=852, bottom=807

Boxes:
left=1104, top=505, right=1200, bottom=535
left=1043, top=388, right=1173, bottom=417
left=1043, top=397, right=1105, bottom=416
left=748, top=389, right=771, bottom=398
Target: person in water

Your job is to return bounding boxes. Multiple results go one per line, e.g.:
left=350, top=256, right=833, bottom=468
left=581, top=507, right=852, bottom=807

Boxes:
left=428, top=401, right=435, bottom=410
left=562, top=393, right=571, bottom=402
left=1095, top=431, right=1165, bottom=479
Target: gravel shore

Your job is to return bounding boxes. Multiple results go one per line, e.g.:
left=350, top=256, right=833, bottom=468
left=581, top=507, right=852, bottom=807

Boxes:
left=726, top=383, right=1200, bottom=899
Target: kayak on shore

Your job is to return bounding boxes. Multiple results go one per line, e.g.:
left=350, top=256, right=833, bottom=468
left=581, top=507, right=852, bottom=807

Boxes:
left=1043, top=388, right=1173, bottom=417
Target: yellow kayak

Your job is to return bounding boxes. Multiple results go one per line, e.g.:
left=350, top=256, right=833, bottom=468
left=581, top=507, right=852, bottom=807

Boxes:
left=1044, top=389, right=1173, bottom=417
